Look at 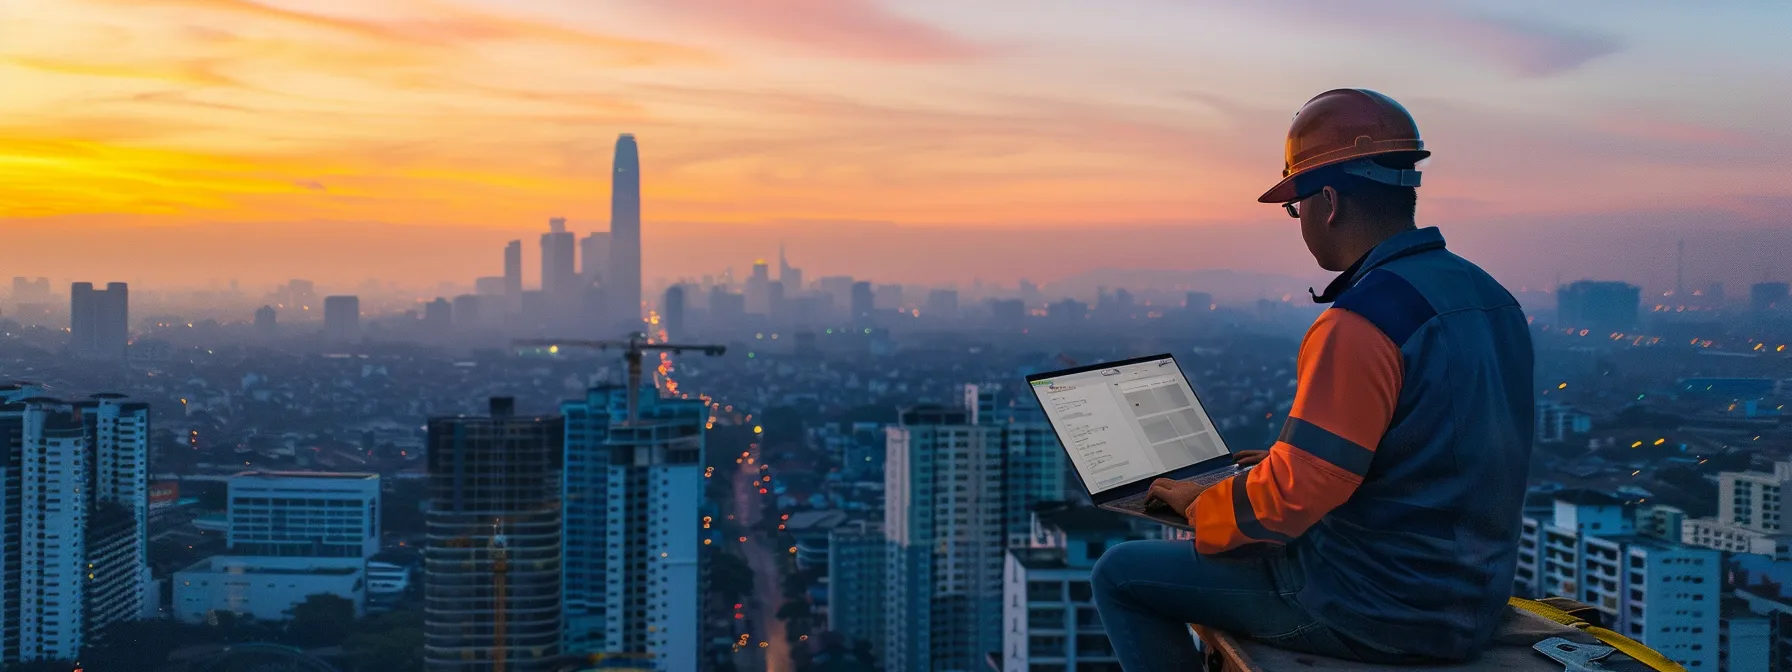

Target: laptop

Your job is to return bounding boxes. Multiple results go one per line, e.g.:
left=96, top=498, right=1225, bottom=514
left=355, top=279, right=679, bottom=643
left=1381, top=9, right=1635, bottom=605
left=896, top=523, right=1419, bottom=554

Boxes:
left=1026, top=353, right=1244, bottom=530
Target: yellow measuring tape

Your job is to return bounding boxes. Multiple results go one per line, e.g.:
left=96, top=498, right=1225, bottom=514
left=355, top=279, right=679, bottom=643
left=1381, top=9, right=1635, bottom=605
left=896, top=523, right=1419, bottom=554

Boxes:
left=1508, top=597, right=1686, bottom=672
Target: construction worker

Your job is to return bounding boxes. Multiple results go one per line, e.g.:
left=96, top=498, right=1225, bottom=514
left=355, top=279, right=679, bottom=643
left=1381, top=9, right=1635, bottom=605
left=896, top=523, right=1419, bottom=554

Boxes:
left=1091, top=89, right=1535, bottom=670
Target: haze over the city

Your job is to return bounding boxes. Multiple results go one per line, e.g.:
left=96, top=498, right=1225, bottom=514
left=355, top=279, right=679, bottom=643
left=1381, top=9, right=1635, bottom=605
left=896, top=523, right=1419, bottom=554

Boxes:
left=4, top=0, right=1790, bottom=290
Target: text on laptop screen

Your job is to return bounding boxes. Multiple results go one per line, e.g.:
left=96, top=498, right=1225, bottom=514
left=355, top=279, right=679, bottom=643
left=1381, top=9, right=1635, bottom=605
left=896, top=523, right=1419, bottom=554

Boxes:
left=1030, top=357, right=1229, bottom=495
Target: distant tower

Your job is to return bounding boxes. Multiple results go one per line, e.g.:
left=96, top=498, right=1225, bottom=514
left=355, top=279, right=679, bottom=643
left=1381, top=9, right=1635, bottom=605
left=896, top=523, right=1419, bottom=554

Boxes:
left=746, top=259, right=771, bottom=315
left=663, top=286, right=686, bottom=336
left=609, top=134, right=643, bottom=329
left=1675, top=239, right=1686, bottom=299
left=541, top=218, right=578, bottom=303
left=423, top=298, right=452, bottom=331
left=254, top=305, right=277, bottom=336
left=323, top=296, right=360, bottom=340
left=503, top=240, right=523, bottom=313
left=779, top=243, right=803, bottom=294
left=581, top=231, right=611, bottom=289
left=851, top=281, right=874, bottom=325
left=70, top=282, right=129, bottom=361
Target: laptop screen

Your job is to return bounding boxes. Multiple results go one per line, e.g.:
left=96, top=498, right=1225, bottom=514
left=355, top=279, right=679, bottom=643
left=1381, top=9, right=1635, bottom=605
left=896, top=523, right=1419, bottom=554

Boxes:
left=1029, top=355, right=1231, bottom=495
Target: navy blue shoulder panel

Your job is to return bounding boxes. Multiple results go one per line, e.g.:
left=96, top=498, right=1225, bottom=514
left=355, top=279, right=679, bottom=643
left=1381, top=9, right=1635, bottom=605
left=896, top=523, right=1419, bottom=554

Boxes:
left=1332, top=269, right=1437, bottom=348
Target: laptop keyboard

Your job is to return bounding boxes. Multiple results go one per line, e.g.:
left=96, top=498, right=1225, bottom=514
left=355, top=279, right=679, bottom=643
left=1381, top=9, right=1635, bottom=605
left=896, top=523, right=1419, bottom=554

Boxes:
left=1108, top=466, right=1242, bottom=512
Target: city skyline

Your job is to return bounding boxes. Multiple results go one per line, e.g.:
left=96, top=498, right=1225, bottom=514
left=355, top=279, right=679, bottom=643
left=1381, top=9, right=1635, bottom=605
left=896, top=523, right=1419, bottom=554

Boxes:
left=4, top=1, right=1791, bottom=291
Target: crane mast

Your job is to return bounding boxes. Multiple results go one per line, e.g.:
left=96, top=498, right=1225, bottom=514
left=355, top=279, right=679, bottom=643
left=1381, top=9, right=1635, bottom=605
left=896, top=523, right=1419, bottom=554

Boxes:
left=514, top=331, right=726, bottom=422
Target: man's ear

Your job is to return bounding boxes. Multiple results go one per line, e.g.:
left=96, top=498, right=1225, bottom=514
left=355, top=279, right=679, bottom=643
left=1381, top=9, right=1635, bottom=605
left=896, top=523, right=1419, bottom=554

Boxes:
left=1321, top=185, right=1341, bottom=228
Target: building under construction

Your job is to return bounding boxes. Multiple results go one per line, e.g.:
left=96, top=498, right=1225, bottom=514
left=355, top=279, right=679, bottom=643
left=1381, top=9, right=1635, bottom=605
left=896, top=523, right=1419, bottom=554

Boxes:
left=425, top=397, right=565, bottom=672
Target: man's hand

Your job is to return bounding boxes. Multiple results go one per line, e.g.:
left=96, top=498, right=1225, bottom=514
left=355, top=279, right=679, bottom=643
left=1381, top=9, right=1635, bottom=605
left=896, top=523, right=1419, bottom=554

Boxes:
left=1234, top=450, right=1268, bottom=467
left=1147, top=478, right=1206, bottom=516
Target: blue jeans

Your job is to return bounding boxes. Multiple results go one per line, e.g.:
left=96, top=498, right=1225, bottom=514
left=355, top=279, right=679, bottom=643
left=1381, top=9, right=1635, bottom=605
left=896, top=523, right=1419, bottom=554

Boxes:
left=1091, top=540, right=1412, bottom=672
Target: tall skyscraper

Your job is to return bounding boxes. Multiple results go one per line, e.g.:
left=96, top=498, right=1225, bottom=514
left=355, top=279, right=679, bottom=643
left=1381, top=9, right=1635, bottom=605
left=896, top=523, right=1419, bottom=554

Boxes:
left=663, top=285, right=686, bottom=336
left=708, top=287, right=744, bottom=324
left=423, top=298, right=452, bottom=331
left=542, top=218, right=579, bottom=304
left=850, top=282, right=874, bottom=325
left=779, top=243, right=803, bottom=295
left=827, top=520, right=886, bottom=657
left=1752, top=281, right=1789, bottom=314
left=581, top=231, right=611, bottom=290
left=561, top=386, right=704, bottom=670
left=504, top=240, right=523, bottom=308
left=884, top=388, right=1066, bottom=672
left=817, top=276, right=855, bottom=315
left=609, top=134, right=643, bottom=328
left=70, top=282, right=128, bottom=361
left=0, top=388, right=149, bottom=664
left=424, top=398, right=563, bottom=672
left=452, top=295, right=482, bottom=327
left=746, top=259, right=771, bottom=315
left=254, top=305, right=277, bottom=336
left=287, top=279, right=317, bottom=312
left=474, top=276, right=508, bottom=297
left=924, top=289, right=958, bottom=319
left=1556, top=281, right=1640, bottom=332
left=323, top=296, right=360, bottom=340
left=1185, top=292, right=1214, bottom=311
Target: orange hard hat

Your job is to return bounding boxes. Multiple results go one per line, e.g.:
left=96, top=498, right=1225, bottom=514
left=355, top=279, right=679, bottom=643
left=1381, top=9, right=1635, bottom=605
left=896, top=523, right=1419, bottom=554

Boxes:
left=1258, top=89, right=1430, bottom=204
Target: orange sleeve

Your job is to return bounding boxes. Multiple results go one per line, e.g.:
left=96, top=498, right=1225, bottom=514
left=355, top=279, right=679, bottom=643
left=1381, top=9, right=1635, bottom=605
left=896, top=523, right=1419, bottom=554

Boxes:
left=1191, top=307, right=1403, bottom=554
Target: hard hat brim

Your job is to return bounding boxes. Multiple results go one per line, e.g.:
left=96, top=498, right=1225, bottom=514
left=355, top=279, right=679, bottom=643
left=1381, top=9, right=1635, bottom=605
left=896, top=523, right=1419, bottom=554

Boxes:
left=1257, top=149, right=1431, bottom=204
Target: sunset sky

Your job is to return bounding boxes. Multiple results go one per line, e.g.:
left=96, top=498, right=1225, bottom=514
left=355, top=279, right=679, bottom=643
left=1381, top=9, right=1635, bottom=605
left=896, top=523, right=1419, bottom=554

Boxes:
left=3, top=0, right=1790, bottom=290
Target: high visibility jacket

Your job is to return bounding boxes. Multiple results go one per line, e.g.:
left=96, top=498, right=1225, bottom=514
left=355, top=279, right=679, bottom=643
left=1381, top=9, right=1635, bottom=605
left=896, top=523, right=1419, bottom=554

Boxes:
left=1188, top=227, right=1535, bottom=660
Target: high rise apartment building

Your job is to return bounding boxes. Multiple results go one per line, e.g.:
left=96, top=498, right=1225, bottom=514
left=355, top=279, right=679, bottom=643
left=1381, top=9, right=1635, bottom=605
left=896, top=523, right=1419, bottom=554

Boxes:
left=0, top=386, right=149, bottom=664
left=1516, top=491, right=1723, bottom=670
left=582, top=231, right=611, bottom=290
left=884, top=385, right=1067, bottom=672
left=542, top=218, right=579, bottom=304
left=663, top=286, right=686, bottom=337
left=561, top=386, right=705, bottom=672
left=1000, top=504, right=1141, bottom=672
left=1556, top=280, right=1641, bottom=332
left=505, top=240, right=524, bottom=297
left=424, top=398, right=563, bottom=672
left=70, top=282, right=128, bottom=361
left=827, top=520, right=886, bottom=656
left=1682, top=462, right=1792, bottom=559
left=323, top=296, right=360, bottom=340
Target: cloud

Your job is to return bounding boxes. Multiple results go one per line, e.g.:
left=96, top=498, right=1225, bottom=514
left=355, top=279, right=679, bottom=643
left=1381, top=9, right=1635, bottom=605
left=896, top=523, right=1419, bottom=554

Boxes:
left=4, top=55, right=241, bottom=88
left=89, top=0, right=717, bottom=67
left=638, top=0, right=983, bottom=61
left=1447, top=14, right=1623, bottom=77
left=294, top=180, right=328, bottom=191
left=1247, top=0, right=1622, bottom=77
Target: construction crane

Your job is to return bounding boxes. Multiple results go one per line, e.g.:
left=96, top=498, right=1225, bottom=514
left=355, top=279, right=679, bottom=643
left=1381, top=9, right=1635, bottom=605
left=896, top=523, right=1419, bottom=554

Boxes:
left=515, top=331, right=725, bottom=422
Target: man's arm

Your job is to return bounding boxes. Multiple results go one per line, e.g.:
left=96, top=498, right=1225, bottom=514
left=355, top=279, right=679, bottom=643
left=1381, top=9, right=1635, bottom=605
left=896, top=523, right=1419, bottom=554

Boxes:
left=1187, top=307, right=1404, bottom=555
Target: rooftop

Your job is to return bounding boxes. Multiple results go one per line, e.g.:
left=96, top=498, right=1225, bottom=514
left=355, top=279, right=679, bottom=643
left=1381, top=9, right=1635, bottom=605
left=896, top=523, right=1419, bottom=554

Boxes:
left=1599, top=534, right=1713, bottom=553
left=1009, top=547, right=1068, bottom=571
left=231, top=470, right=378, bottom=481
left=179, top=556, right=362, bottom=576
left=1033, top=501, right=1133, bottom=536
left=784, top=510, right=849, bottom=533
left=1552, top=488, right=1627, bottom=507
